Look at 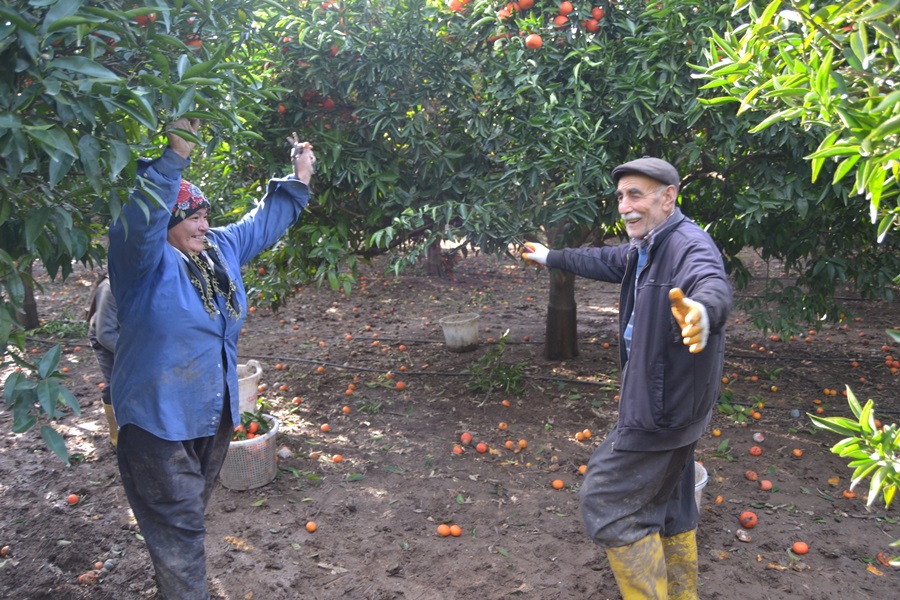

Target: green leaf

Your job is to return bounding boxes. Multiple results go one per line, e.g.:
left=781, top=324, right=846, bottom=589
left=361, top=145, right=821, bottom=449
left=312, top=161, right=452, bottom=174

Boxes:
left=59, top=386, right=81, bottom=416
left=37, top=345, right=62, bottom=380
left=40, top=425, right=70, bottom=466
left=36, top=380, right=57, bottom=419
left=108, top=140, right=132, bottom=179
left=24, top=207, right=51, bottom=250
left=50, top=56, right=119, bottom=80
left=42, top=0, right=84, bottom=33
left=0, top=6, right=36, bottom=32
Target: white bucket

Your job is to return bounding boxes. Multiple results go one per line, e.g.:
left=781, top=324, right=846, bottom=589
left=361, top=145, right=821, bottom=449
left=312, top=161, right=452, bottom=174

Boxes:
left=438, top=313, right=481, bottom=352
left=237, top=360, right=262, bottom=414
left=694, top=461, right=708, bottom=511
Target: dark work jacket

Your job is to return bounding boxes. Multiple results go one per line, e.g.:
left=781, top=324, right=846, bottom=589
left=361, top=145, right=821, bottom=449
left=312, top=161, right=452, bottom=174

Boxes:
left=546, top=208, right=732, bottom=451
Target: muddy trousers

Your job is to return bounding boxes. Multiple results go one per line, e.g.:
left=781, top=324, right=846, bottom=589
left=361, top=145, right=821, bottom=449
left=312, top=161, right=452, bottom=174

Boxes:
left=117, top=407, right=233, bottom=600
left=580, top=428, right=699, bottom=598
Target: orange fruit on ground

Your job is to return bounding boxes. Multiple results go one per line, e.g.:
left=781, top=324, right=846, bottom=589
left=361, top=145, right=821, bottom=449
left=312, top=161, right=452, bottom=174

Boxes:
left=449, top=524, right=462, bottom=537
left=574, top=431, right=584, bottom=441
left=552, top=479, right=565, bottom=490
left=476, top=442, right=488, bottom=454
left=582, top=429, right=592, bottom=439
left=518, top=439, right=528, bottom=449
left=342, top=405, right=351, bottom=414
left=524, top=33, right=542, bottom=50
left=792, top=448, right=803, bottom=458
left=498, top=422, right=508, bottom=431
left=452, top=445, right=463, bottom=454
left=715, top=495, right=724, bottom=504
left=578, top=464, right=587, bottom=475
left=505, top=440, right=515, bottom=450
left=332, top=454, right=343, bottom=463
left=67, top=494, right=80, bottom=505
left=460, top=432, right=473, bottom=445
left=501, top=399, right=510, bottom=407
left=306, top=521, right=317, bottom=533
left=843, top=489, right=856, bottom=499
left=712, top=428, right=721, bottom=437
left=292, top=396, right=302, bottom=405
left=745, top=470, right=758, bottom=482
left=749, top=445, right=762, bottom=456
left=395, top=381, right=406, bottom=390
left=320, top=423, right=331, bottom=433
left=437, top=524, right=451, bottom=537
left=316, top=366, right=325, bottom=374
left=759, top=479, right=773, bottom=491
left=791, top=541, right=809, bottom=555
left=739, top=511, right=758, bottom=528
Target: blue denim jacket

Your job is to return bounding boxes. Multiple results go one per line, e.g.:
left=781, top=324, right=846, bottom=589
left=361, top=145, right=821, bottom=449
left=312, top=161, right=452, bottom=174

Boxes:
left=108, top=148, right=309, bottom=441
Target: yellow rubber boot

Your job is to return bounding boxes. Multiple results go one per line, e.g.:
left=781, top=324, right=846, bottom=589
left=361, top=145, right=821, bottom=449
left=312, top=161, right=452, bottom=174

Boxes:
left=103, top=403, right=118, bottom=448
left=661, top=529, right=698, bottom=600
left=605, top=532, right=668, bottom=599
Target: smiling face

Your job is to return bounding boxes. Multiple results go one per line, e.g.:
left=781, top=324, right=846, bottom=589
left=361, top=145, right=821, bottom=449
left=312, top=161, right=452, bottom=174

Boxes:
left=167, top=208, right=209, bottom=255
left=615, top=173, right=676, bottom=240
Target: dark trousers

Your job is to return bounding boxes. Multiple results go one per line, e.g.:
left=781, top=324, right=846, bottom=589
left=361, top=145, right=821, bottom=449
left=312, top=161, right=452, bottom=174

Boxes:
left=117, top=406, right=233, bottom=600
left=579, top=428, right=698, bottom=548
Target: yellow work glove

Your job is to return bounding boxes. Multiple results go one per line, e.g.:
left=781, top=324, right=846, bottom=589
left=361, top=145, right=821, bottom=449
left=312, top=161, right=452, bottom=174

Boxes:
left=669, top=288, right=709, bottom=354
left=521, top=242, right=549, bottom=266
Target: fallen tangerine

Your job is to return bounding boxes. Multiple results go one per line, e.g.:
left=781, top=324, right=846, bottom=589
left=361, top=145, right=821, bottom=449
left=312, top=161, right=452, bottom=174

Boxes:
left=791, top=541, right=809, bottom=555
left=739, top=511, right=758, bottom=529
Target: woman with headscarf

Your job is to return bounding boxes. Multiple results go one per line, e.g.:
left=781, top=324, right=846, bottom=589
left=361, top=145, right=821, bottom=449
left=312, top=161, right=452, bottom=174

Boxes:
left=107, top=118, right=316, bottom=599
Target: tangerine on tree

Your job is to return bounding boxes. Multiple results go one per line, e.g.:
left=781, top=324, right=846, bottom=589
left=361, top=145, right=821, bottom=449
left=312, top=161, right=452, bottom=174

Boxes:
left=525, top=34, right=542, bottom=50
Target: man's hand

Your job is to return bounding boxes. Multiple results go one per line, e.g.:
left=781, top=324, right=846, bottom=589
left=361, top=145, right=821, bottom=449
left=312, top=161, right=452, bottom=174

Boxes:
left=669, top=288, right=709, bottom=353
left=522, top=242, right=549, bottom=266
left=167, top=118, right=200, bottom=159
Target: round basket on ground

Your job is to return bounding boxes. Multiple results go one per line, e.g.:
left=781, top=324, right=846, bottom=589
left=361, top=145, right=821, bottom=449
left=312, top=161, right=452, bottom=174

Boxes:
left=219, top=415, right=279, bottom=491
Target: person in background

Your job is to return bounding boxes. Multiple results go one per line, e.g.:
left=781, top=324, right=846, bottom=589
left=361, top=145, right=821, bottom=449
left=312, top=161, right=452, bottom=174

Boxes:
left=87, top=273, right=119, bottom=447
left=523, top=157, right=732, bottom=599
left=107, top=117, right=317, bottom=599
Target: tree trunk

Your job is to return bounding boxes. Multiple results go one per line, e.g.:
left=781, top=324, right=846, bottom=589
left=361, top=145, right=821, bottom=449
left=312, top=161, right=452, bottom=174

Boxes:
left=544, top=268, right=578, bottom=360
left=16, top=263, right=40, bottom=330
left=425, top=241, right=443, bottom=277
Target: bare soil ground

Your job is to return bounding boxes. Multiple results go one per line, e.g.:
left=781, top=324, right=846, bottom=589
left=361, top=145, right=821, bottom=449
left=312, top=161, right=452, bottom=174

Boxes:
left=1, top=250, right=898, bottom=600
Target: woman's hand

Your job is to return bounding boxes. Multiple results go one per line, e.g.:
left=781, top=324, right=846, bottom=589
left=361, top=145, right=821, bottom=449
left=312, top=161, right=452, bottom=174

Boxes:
left=167, top=118, right=201, bottom=159
left=287, top=132, right=316, bottom=185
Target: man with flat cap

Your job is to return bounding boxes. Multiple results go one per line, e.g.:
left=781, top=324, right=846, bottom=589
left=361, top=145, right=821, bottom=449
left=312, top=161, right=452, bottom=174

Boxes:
left=523, top=157, right=732, bottom=599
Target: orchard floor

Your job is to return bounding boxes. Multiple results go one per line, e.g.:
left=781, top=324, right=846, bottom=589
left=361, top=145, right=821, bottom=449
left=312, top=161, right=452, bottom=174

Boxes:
left=1, top=250, right=899, bottom=600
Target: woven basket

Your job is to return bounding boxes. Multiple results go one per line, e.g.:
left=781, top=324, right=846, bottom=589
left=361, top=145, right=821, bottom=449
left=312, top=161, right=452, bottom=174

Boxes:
left=219, top=415, right=279, bottom=491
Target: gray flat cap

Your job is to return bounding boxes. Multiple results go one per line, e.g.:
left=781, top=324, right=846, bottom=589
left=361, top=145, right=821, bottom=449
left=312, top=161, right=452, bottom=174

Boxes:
left=611, top=156, right=680, bottom=190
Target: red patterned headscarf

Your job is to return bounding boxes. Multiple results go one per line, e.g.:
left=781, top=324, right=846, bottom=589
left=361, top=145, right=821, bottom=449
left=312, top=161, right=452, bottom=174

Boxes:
left=168, top=180, right=211, bottom=229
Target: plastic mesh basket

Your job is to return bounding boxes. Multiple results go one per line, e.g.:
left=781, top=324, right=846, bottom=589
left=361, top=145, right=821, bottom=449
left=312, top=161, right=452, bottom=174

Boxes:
left=219, top=415, right=279, bottom=491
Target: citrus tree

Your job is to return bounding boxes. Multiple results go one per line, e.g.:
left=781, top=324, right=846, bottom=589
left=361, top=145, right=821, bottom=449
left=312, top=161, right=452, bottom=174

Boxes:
left=695, top=0, right=899, bottom=249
